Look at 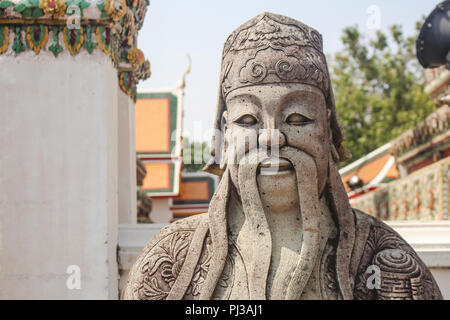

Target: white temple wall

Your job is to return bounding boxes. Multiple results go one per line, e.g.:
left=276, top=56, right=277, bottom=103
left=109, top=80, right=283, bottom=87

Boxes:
left=0, top=50, right=119, bottom=299
left=149, top=198, right=172, bottom=223
left=386, top=221, right=450, bottom=300
left=429, top=269, right=450, bottom=299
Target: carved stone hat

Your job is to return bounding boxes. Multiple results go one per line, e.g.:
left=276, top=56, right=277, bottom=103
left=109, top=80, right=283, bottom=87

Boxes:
left=205, top=12, right=351, bottom=175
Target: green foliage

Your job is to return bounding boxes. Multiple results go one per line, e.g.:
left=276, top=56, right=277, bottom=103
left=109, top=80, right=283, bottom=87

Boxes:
left=331, top=22, right=435, bottom=166
left=183, top=140, right=211, bottom=173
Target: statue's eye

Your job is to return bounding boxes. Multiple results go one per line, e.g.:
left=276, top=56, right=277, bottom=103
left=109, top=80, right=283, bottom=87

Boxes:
left=235, top=114, right=258, bottom=126
left=286, top=113, right=313, bottom=126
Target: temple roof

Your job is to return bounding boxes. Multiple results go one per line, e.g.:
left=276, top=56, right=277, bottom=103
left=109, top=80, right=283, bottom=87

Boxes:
left=339, top=143, right=399, bottom=194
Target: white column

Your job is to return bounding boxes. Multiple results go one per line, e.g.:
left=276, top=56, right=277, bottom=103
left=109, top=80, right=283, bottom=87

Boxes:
left=0, top=50, right=119, bottom=299
left=117, top=90, right=137, bottom=225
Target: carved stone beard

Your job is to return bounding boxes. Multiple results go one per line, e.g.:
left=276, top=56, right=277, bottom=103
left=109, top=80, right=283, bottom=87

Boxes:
left=200, top=147, right=355, bottom=300
left=227, top=146, right=324, bottom=299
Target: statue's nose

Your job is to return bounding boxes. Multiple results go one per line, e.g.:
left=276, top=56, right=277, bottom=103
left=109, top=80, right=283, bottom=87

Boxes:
left=258, top=129, right=286, bottom=148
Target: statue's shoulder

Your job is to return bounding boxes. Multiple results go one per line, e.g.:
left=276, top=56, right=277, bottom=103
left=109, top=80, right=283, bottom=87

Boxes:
left=122, top=213, right=209, bottom=300
left=351, top=209, right=443, bottom=300
left=352, top=208, right=423, bottom=254
left=353, top=208, right=388, bottom=229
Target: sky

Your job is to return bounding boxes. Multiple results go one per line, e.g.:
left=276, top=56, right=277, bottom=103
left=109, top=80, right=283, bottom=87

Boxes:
left=137, top=0, right=438, bottom=143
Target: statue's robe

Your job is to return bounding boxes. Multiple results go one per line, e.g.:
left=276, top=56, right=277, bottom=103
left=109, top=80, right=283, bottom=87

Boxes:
left=122, top=209, right=443, bottom=300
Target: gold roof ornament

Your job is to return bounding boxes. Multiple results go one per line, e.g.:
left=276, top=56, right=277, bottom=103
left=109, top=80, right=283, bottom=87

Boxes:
left=105, top=0, right=127, bottom=21
left=38, top=0, right=67, bottom=19
left=181, top=54, right=192, bottom=89
left=127, top=47, right=145, bottom=66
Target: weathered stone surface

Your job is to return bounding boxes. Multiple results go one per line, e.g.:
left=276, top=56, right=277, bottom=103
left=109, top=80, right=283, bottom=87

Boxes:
left=122, top=12, right=443, bottom=300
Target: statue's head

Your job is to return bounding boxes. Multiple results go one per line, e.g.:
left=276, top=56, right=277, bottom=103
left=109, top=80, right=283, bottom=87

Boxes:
left=205, top=12, right=350, bottom=195
left=201, top=13, right=355, bottom=300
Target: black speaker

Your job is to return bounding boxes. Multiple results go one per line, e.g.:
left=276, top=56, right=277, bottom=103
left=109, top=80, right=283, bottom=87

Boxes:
left=417, top=0, right=450, bottom=69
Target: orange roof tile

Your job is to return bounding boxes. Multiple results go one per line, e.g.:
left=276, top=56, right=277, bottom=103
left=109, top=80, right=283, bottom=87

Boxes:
left=342, top=153, right=399, bottom=192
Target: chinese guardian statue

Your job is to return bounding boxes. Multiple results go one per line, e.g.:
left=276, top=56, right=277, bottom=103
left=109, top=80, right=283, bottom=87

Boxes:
left=123, top=12, right=443, bottom=300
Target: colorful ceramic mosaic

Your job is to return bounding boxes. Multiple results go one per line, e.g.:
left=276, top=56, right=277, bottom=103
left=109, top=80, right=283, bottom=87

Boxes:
left=0, top=0, right=151, bottom=98
left=350, top=157, right=449, bottom=221
left=391, top=106, right=450, bottom=157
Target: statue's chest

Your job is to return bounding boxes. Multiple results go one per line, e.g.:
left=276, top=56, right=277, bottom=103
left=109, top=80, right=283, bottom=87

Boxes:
left=208, top=239, right=340, bottom=300
left=266, top=247, right=303, bottom=299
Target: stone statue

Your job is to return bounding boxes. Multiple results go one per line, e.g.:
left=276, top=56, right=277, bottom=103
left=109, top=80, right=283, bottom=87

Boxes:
left=123, top=12, right=443, bottom=300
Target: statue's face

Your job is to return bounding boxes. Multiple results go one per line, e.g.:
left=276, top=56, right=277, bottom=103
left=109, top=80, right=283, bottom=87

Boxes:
left=222, top=83, right=330, bottom=196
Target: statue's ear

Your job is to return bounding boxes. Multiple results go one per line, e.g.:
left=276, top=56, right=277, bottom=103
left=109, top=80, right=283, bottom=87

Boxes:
left=202, top=107, right=227, bottom=176
left=326, top=108, right=352, bottom=163
left=219, top=111, right=228, bottom=170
